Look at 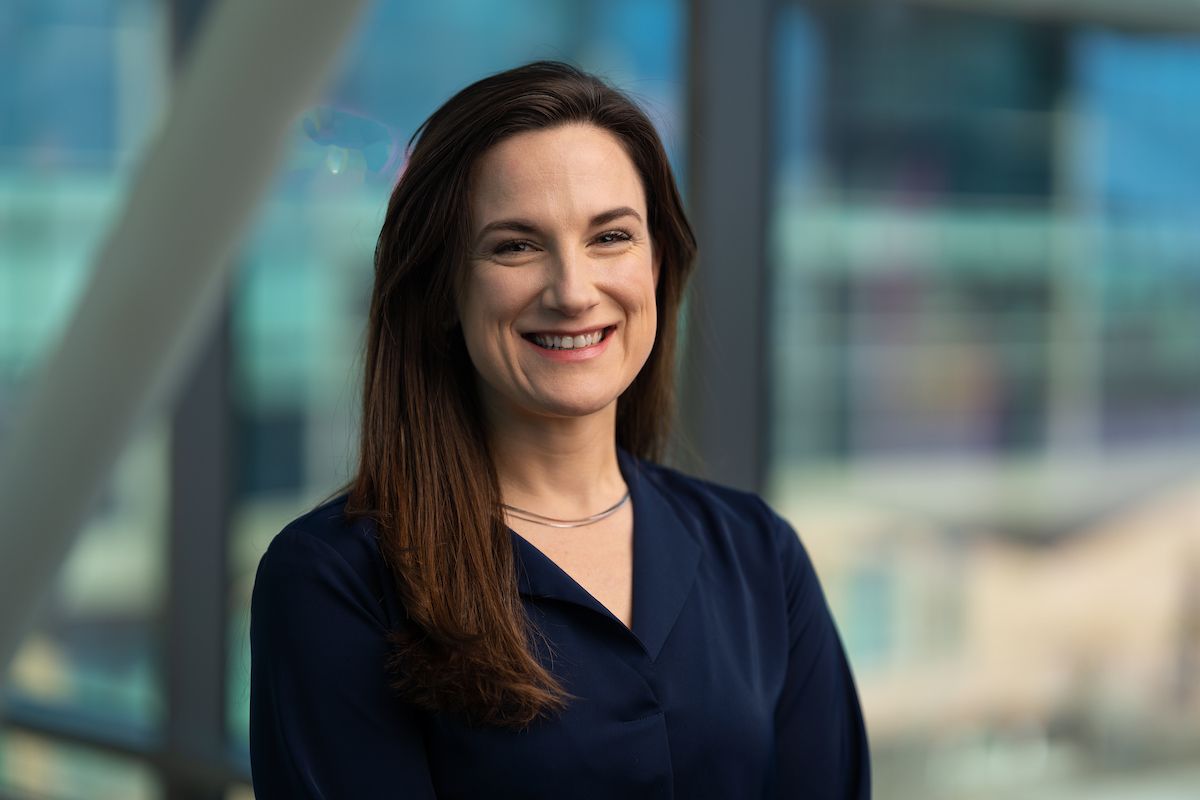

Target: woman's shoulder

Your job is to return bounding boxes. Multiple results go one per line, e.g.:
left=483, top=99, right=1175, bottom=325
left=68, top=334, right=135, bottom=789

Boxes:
left=632, top=457, right=783, bottom=521
left=254, top=493, right=397, bottom=625
left=266, top=493, right=379, bottom=565
left=632, top=458, right=826, bottom=619
left=629, top=456, right=800, bottom=556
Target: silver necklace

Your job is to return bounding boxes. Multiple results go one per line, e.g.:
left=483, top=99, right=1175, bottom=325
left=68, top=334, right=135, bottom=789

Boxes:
left=502, top=490, right=630, bottom=529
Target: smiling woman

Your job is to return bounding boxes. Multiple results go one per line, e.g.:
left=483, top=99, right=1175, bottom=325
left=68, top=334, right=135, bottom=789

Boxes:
left=248, top=61, right=870, bottom=799
left=461, top=124, right=659, bottom=424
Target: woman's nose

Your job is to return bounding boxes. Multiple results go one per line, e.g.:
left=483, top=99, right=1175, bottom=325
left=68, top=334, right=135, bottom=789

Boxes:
left=542, top=248, right=597, bottom=316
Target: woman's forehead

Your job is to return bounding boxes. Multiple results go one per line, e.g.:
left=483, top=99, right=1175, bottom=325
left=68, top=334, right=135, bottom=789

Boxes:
left=470, top=125, right=646, bottom=227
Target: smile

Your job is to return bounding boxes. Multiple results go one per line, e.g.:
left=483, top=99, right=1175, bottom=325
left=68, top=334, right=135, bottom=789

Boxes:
left=523, top=326, right=614, bottom=351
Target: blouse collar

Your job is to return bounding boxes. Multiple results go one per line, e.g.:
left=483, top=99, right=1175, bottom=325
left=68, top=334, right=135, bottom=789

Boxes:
left=510, top=448, right=703, bottom=661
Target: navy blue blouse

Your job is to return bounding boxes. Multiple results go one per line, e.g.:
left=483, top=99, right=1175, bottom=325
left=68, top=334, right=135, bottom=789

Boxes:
left=249, top=451, right=870, bottom=798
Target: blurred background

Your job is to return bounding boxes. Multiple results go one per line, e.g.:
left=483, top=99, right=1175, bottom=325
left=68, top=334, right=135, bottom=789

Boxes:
left=1, top=0, right=1198, bottom=797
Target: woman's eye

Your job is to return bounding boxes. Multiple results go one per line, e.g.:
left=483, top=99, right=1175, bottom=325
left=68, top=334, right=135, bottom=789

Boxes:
left=494, top=240, right=535, bottom=255
left=595, top=229, right=633, bottom=246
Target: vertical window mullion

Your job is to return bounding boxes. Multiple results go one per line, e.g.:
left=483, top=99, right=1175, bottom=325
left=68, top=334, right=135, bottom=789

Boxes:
left=165, top=1, right=230, bottom=797
left=683, top=0, right=774, bottom=492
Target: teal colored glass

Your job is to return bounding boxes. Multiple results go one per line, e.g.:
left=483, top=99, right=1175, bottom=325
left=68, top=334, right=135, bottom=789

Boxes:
left=767, top=6, right=1200, bottom=800
left=0, top=0, right=168, bottom=738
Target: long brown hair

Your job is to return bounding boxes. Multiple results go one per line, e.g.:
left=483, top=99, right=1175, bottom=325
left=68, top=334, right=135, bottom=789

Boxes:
left=344, top=61, right=696, bottom=729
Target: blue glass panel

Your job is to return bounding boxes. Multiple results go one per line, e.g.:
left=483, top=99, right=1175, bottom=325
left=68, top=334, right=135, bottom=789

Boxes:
left=769, top=5, right=1200, bottom=800
left=1, top=0, right=168, bottom=738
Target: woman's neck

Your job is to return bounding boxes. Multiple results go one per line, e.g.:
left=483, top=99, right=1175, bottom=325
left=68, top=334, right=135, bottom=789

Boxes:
left=485, top=404, right=625, bottom=519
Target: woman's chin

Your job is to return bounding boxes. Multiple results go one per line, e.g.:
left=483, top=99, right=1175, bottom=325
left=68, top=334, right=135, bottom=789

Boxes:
left=526, top=392, right=619, bottom=421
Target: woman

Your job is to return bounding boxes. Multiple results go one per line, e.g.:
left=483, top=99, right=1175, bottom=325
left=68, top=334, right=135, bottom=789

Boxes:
left=250, top=61, right=869, bottom=799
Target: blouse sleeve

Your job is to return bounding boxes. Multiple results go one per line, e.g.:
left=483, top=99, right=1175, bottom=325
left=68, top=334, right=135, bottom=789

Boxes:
left=249, top=527, right=436, bottom=799
left=769, top=510, right=871, bottom=799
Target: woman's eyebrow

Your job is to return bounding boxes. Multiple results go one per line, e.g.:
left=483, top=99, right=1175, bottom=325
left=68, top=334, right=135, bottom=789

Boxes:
left=474, top=206, right=643, bottom=243
left=588, top=206, right=642, bottom=227
left=475, top=219, right=540, bottom=242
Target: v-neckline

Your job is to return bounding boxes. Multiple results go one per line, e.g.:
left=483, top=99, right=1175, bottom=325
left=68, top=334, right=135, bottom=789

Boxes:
left=509, top=450, right=703, bottom=661
left=508, top=525, right=638, bottom=633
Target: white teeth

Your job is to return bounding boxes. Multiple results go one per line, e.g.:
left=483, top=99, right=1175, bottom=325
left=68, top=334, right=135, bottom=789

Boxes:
left=532, top=329, right=606, bottom=350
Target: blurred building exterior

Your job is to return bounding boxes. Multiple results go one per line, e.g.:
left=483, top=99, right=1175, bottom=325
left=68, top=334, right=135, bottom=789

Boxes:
left=1, top=0, right=1198, bottom=798
left=768, top=4, right=1200, bottom=797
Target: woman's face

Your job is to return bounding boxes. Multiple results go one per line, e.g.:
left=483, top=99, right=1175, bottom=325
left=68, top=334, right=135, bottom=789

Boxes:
left=458, top=123, right=658, bottom=426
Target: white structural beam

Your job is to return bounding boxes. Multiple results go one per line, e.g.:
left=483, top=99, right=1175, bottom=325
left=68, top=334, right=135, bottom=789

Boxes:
left=0, top=0, right=368, bottom=676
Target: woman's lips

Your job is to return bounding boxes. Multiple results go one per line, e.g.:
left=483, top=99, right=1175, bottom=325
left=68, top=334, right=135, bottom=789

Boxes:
left=524, top=325, right=613, bottom=351
left=522, top=325, right=615, bottom=361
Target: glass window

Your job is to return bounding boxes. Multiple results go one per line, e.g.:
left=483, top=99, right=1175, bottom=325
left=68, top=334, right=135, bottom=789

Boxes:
left=225, top=0, right=688, bottom=748
left=6, top=423, right=168, bottom=728
left=770, top=4, right=1200, bottom=799
left=225, top=784, right=255, bottom=800
left=0, top=728, right=160, bottom=800
left=1073, top=32, right=1200, bottom=444
left=1, top=0, right=169, bottom=737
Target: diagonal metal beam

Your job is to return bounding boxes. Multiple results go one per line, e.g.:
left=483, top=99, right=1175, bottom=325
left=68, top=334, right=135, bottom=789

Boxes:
left=0, top=0, right=369, bottom=677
